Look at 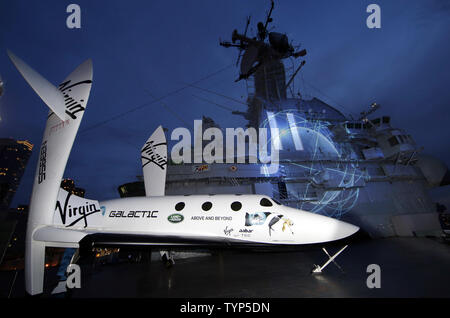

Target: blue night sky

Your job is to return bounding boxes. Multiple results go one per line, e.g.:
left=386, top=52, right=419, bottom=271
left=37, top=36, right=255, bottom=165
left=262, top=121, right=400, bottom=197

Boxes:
left=0, top=0, right=449, bottom=206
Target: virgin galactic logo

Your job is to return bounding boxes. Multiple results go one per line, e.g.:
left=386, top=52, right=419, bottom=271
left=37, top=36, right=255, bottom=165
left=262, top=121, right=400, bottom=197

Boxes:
left=55, top=191, right=101, bottom=228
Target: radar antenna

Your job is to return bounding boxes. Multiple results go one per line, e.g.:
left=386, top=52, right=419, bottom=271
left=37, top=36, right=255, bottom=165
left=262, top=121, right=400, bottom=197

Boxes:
left=220, top=0, right=307, bottom=82
left=236, top=16, right=251, bottom=67
left=359, top=102, right=380, bottom=121
left=258, top=0, right=274, bottom=41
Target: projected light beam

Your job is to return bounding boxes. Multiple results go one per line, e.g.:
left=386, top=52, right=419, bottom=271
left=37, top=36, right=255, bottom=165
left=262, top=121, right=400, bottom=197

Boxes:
left=266, top=111, right=283, bottom=151
left=260, top=109, right=363, bottom=218
left=287, top=112, right=304, bottom=151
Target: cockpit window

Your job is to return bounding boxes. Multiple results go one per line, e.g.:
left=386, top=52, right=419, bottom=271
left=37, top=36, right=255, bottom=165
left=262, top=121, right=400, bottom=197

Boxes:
left=260, top=198, right=273, bottom=207
left=231, top=201, right=242, bottom=211
left=175, top=202, right=185, bottom=211
left=272, top=198, right=282, bottom=205
left=202, top=201, right=212, bottom=211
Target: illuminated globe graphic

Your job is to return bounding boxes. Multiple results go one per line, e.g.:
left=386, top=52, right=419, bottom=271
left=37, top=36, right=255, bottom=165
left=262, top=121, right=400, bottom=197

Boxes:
left=260, top=109, right=363, bottom=219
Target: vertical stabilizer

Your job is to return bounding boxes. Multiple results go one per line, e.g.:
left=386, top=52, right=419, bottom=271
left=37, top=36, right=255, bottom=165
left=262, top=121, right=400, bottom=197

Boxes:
left=141, top=126, right=167, bottom=196
left=8, top=51, right=93, bottom=295
left=7, top=51, right=67, bottom=120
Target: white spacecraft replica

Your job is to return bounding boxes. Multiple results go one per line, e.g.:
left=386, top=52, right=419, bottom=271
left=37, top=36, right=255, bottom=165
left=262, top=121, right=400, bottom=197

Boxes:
left=7, top=51, right=359, bottom=296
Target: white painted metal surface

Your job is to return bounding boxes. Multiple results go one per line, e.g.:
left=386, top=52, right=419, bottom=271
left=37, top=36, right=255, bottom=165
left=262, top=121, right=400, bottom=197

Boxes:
left=8, top=51, right=93, bottom=295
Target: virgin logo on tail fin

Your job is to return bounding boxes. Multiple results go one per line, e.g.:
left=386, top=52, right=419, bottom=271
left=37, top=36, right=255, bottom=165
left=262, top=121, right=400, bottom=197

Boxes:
left=58, top=79, right=92, bottom=119
left=141, top=126, right=167, bottom=196
left=141, top=141, right=167, bottom=170
left=7, top=50, right=93, bottom=121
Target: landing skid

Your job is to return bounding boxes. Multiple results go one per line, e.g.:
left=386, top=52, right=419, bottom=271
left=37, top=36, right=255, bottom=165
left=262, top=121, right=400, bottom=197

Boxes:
left=160, top=251, right=175, bottom=268
left=311, top=245, right=348, bottom=274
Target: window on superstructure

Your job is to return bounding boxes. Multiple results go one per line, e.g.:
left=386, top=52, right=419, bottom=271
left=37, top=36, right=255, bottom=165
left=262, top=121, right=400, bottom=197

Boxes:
left=278, top=182, right=288, bottom=200
left=388, top=136, right=399, bottom=147
left=407, top=135, right=413, bottom=143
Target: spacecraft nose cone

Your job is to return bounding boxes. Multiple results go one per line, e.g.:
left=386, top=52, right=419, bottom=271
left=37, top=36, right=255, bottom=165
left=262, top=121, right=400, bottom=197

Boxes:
left=336, top=220, right=360, bottom=240
left=317, top=215, right=360, bottom=242
left=284, top=207, right=360, bottom=244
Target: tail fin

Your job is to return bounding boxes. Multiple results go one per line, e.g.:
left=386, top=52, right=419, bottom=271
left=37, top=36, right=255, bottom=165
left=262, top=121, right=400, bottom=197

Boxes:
left=8, top=51, right=93, bottom=295
left=141, top=126, right=167, bottom=196
left=8, top=51, right=67, bottom=120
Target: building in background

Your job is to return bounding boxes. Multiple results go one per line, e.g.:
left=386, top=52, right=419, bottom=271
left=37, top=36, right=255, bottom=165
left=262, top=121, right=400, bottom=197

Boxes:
left=0, top=205, right=28, bottom=272
left=118, top=179, right=146, bottom=198
left=61, top=178, right=86, bottom=198
left=0, top=139, right=33, bottom=210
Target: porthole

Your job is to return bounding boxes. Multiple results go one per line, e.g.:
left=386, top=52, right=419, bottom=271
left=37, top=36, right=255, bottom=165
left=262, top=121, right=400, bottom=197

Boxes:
left=260, top=198, right=273, bottom=207
left=175, top=202, right=185, bottom=211
left=231, top=201, right=242, bottom=211
left=202, top=201, right=212, bottom=211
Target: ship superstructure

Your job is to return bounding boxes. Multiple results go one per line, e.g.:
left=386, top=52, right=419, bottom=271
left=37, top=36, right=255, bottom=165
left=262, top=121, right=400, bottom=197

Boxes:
left=120, top=2, right=447, bottom=238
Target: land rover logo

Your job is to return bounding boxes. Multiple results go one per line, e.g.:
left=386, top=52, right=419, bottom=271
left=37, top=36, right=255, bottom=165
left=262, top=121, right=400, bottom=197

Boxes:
left=168, top=213, right=184, bottom=223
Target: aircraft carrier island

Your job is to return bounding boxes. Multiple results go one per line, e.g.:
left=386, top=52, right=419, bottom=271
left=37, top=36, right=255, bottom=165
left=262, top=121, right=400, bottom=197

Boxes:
left=118, top=17, right=448, bottom=240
